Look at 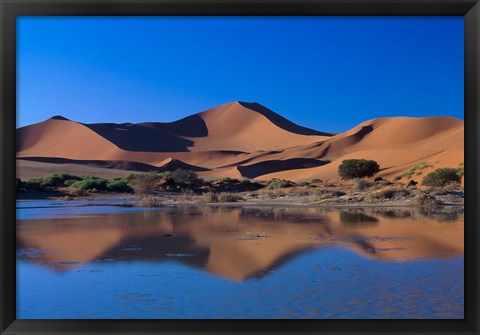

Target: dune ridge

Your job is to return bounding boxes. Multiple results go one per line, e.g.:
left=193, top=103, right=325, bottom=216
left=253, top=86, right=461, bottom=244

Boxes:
left=16, top=101, right=464, bottom=182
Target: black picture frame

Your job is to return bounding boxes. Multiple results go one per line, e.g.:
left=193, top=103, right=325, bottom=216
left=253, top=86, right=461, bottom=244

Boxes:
left=1, top=0, right=479, bottom=334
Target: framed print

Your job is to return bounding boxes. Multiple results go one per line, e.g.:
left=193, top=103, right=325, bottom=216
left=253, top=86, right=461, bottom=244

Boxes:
left=1, top=0, right=479, bottom=334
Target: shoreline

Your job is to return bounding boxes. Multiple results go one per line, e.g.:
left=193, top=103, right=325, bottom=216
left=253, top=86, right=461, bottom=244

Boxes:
left=16, top=190, right=464, bottom=210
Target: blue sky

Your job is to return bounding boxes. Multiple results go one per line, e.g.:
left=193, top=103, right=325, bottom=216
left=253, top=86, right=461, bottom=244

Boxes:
left=17, top=16, right=463, bottom=133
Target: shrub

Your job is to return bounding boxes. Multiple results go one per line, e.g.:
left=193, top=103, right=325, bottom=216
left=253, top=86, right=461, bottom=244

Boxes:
left=70, top=178, right=108, bottom=191
left=457, top=162, right=464, bottom=178
left=39, top=173, right=82, bottom=187
left=374, top=177, right=392, bottom=186
left=178, top=189, right=196, bottom=202
left=371, top=188, right=409, bottom=200
left=297, top=181, right=310, bottom=187
left=311, top=178, right=322, bottom=184
left=237, top=179, right=264, bottom=191
left=374, top=189, right=396, bottom=199
left=394, top=162, right=432, bottom=181
left=25, top=173, right=82, bottom=188
left=64, top=179, right=78, bottom=186
left=130, top=172, right=161, bottom=195
left=80, top=175, right=100, bottom=180
left=106, top=180, right=132, bottom=192
left=266, top=180, right=295, bottom=189
left=338, top=159, right=380, bottom=179
left=26, top=178, right=43, bottom=188
left=170, top=169, right=203, bottom=186
left=122, top=173, right=135, bottom=183
left=421, top=168, right=461, bottom=187
left=16, top=178, right=27, bottom=192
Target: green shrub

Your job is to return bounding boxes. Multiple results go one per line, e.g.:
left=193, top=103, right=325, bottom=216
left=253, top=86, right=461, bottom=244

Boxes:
left=338, top=159, right=380, bottom=179
left=64, top=179, right=78, bottom=186
left=26, top=178, right=43, bottom=187
left=25, top=173, right=82, bottom=188
left=266, top=180, right=295, bottom=189
left=394, top=162, right=432, bottom=181
left=70, top=178, right=108, bottom=191
left=421, top=168, right=461, bottom=187
left=457, top=162, right=464, bottom=178
left=122, top=173, right=135, bottom=183
left=80, top=175, right=100, bottom=180
left=39, top=173, right=82, bottom=187
left=106, top=180, right=132, bottom=192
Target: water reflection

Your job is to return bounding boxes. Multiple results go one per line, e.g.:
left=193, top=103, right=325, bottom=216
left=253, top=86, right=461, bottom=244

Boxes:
left=17, top=205, right=464, bottom=281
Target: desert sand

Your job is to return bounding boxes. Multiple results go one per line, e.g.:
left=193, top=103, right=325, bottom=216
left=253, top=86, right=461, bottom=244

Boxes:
left=16, top=101, right=464, bottom=183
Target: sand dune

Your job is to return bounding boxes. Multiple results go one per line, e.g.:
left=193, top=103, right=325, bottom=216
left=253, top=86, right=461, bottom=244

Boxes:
left=16, top=102, right=464, bottom=182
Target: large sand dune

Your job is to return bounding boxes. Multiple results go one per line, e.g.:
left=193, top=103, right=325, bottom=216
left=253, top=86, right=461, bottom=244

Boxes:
left=16, top=101, right=464, bottom=182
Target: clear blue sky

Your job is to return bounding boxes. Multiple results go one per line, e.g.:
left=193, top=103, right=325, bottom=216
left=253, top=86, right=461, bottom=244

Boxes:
left=17, top=16, right=463, bottom=133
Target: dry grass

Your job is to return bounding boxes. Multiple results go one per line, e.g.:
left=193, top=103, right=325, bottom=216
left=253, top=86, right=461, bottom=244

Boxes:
left=217, top=193, right=243, bottom=202
left=65, top=187, right=87, bottom=197
left=198, top=192, right=243, bottom=203
left=137, top=196, right=161, bottom=207
left=369, top=188, right=410, bottom=200
left=259, top=188, right=289, bottom=199
left=428, top=182, right=462, bottom=195
left=198, top=192, right=218, bottom=203
left=178, top=189, right=196, bottom=202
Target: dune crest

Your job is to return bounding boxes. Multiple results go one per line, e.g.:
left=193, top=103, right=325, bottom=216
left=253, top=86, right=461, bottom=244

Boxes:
left=16, top=102, right=464, bottom=182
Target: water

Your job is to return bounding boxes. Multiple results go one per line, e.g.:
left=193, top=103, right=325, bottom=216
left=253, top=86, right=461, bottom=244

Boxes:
left=16, top=200, right=464, bottom=319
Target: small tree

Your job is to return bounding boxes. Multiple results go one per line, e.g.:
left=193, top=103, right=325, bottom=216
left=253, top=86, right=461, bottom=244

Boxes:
left=338, top=159, right=380, bottom=180
left=421, top=168, right=461, bottom=187
left=131, top=172, right=161, bottom=195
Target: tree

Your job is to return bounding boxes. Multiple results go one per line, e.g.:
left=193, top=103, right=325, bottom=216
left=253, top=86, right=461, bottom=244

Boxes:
left=421, top=168, right=461, bottom=187
left=338, top=159, right=380, bottom=180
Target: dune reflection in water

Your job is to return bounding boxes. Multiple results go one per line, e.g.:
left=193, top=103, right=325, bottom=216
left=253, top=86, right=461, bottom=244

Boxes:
left=16, top=203, right=464, bottom=318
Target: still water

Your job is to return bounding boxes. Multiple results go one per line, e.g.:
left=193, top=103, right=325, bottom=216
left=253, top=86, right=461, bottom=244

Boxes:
left=16, top=200, right=464, bottom=319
